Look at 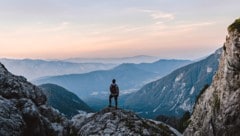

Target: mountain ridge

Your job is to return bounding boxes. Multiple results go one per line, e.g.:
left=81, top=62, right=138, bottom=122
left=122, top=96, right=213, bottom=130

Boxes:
left=39, top=83, right=93, bottom=118
left=64, top=55, right=160, bottom=64
left=33, top=59, right=191, bottom=99
left=0, top=58, right=116, bottom=80
left=125, top=49, right=221, bottom=118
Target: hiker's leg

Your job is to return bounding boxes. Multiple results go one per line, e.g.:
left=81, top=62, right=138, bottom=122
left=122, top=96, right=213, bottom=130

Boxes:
left=114, top=96, right=118, bottom=108
left=109, top=95, right=113, bottom=107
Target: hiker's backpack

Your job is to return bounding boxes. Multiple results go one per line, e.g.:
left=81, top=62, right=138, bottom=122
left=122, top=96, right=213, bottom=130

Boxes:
left=110, top=84, right=119, bottom=95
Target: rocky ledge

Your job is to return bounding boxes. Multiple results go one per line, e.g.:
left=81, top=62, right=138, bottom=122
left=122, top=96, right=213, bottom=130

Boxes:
left=71, top=107, right=181, bottom=136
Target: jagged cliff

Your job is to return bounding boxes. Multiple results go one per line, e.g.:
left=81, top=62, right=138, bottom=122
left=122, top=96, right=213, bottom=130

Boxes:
left=0, top=63, right=70, bottom=136
left=184, top=19, right=240, bottom=136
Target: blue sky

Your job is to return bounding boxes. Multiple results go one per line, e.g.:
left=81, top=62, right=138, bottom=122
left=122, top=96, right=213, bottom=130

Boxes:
left=0, top=0, right=239, bottom=59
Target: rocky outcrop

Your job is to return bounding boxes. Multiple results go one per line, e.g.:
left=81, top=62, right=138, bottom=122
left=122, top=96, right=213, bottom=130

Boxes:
left=0, top=96, right=25, bottom=136
left=71, top=107, right=180, bottom=136
left=184, top=19, right=240, bottom=136
left=0, top=64, right=46, bottom=106
left=0, top=63, right=70, bottom=136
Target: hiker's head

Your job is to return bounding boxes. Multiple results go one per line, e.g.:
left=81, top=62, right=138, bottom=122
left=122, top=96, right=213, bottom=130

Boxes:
left=112, top=79, right=116, bottom=84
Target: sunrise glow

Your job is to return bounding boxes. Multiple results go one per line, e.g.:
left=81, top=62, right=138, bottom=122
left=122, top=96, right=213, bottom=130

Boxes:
left=0, top=0, right=240, bottom=59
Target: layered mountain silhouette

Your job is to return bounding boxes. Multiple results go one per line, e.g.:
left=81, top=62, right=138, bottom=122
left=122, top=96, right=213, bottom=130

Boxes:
left=34, top=59, right=191, bottom=99
left=65, top=55, right=160, bottom=64
left=0, top=58, right=116, bottom=80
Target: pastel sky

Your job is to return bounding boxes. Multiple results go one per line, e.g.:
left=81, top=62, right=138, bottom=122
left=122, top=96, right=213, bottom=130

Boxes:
left=0, top=0, right=240, bottom=59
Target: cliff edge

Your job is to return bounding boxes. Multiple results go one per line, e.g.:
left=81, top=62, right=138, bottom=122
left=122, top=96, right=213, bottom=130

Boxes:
left=184, top=18, right=240, bottom=136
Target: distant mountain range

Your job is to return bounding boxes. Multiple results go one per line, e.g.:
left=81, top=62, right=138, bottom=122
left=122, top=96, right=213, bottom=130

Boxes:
left=39, top=83, right=93, bottom=118
left=0, top=58, right=116, bottom=80
left=34, top=59, right=191, bottom=99
left=65, top=55, right=160, bottom=64
left=124, top=49, right=222, bottom=118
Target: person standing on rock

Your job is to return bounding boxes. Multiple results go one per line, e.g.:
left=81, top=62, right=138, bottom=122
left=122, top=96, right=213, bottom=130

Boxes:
left=109, top=79, right=119, bottom=109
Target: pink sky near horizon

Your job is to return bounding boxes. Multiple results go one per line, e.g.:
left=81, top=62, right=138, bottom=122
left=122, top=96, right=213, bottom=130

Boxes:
left=0, top=0, right=239, bottom=60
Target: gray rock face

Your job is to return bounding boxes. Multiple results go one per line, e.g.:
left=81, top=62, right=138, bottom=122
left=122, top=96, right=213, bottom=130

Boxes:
left=71, top=107, right=179, bottom=136
left=0, top=63, right=70, bottom=136
left=0, top=63, right=46, bottom=106
left=184, top=29, right=240, bottom=135
left=0, top=96, right=25, bottom=136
